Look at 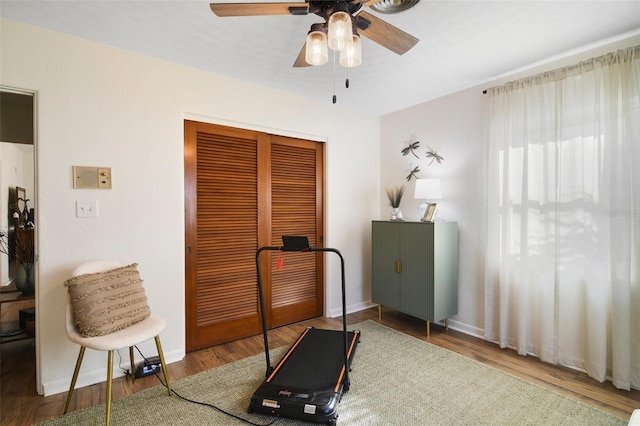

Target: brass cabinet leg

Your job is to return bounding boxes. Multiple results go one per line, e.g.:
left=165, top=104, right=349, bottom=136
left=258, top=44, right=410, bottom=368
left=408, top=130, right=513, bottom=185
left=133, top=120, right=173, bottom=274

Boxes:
left=155, top=336, right=172, bottom=395
left=445, top=318, right=449, bottom=331
left=106, top=350, right=114, bottom=426
left=378, top=305, right=381, bottom=321
left=426, top=320, right=431, bottom=338
left=64, top=346, right=86, bottom=414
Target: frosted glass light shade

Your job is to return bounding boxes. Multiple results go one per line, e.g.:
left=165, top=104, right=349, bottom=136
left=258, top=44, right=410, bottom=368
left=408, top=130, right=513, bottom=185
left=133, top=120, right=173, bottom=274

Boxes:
left=305, top=31, right=328, bottom=66
left=328, top=11, right=353, bottom=51
left=339, top=34, right=362, bottom=67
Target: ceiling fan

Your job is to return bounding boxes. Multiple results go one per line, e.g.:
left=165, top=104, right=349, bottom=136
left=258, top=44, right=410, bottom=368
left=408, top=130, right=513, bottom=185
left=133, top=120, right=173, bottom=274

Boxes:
left=209, top=1, right=419, bottom=68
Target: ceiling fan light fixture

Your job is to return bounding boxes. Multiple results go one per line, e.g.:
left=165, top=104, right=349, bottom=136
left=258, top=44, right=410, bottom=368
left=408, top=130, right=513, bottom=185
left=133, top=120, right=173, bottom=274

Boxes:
left=369, top=0, right=421, bottom=14
left=305, top=26, right=328, bottom=66
left=327, top=11, right=353, bottom=51
left=339, top=34, right=362, bottom=68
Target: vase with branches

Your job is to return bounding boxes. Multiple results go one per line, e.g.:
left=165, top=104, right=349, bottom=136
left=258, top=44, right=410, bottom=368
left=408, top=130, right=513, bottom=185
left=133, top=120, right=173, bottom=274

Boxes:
left=385, top=186, right=405, bottom=220
left=0, top=228, right=35, bottom=294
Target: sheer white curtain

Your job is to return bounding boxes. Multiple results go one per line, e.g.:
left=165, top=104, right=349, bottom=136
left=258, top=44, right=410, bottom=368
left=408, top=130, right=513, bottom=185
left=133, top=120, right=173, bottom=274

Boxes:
left=484, top=45, right=639, bottom=390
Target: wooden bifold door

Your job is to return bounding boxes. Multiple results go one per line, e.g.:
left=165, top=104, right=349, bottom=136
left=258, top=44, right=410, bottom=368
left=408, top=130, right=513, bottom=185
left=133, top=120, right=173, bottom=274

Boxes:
left=184, top=121, right=324, bottom=352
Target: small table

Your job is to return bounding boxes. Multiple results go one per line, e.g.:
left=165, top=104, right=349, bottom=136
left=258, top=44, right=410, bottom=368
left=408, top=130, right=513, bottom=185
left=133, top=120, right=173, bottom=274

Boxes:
left=1, top=285, right=35, bottom=344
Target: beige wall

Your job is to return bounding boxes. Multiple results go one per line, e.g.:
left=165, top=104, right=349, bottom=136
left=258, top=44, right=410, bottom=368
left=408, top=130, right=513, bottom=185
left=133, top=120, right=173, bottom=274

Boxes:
left=1, top=19, right=380, bottom=396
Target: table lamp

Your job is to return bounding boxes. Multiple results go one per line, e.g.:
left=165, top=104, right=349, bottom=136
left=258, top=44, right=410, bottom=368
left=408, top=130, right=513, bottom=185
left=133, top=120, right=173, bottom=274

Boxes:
left=414, top=178, right=442, bottom=222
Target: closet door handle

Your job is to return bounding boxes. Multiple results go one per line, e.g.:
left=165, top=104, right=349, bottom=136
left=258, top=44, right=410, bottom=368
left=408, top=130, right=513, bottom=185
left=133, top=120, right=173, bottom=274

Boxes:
left=395, top=260, right=402, bottom=273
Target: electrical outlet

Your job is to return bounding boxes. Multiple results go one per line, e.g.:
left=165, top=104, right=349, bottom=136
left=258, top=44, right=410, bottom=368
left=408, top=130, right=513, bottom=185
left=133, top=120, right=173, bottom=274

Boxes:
left=135, top=356, right=162, bottom=378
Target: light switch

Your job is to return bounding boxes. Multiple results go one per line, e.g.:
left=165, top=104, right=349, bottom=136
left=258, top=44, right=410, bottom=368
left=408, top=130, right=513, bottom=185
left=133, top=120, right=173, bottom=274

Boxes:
left=98, top=167, right=112, bottom=188
left=76, top=200, right=98, bottom=218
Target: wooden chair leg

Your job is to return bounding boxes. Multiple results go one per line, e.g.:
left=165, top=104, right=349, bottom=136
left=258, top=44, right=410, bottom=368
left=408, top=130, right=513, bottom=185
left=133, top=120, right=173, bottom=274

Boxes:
left=106, top=350, right=114, bottom=426
left=154, top=336, right=171, bottom=395
left=64, top=346, right=86, bottom=414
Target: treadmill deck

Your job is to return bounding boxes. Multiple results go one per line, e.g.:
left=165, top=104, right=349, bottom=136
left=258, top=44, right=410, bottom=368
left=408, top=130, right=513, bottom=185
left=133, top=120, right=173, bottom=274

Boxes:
left=248, top=327, right=360, bottom=424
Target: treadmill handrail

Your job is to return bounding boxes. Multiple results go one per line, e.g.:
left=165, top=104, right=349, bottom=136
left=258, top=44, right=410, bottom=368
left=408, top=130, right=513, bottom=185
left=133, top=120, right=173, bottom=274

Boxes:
left=255, top=245, right=351, bottom=390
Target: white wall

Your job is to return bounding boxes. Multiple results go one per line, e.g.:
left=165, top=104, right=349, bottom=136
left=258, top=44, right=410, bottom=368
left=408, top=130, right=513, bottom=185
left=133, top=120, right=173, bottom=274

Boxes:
left=1, top=19, right=380, bottom=396
left=380, top=33, right=640, bottom=338
left=380, top=89, right=487, bottom=336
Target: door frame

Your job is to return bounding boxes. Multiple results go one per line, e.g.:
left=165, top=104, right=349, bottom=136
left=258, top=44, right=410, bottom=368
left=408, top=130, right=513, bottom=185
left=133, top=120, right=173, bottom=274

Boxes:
left=0, top=85, right=40, bottom=394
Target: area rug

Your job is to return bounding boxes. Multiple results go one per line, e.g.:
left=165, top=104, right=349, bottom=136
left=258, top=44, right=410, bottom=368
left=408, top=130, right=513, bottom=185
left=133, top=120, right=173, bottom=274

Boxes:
left=40, top=320, right=626, bottom=425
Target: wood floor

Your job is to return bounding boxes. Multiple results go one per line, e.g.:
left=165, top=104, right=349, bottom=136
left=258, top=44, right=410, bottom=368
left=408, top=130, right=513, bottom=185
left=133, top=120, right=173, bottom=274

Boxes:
left=1, top=307, right=638, bottom=424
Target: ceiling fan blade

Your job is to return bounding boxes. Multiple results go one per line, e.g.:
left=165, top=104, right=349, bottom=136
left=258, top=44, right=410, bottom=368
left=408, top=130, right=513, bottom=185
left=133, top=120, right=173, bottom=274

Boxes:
left=356, top=10, right=419, bottom=55
left=210, top=2, right=308, bottom=17
left=359, top=0, right=385, bottom=7
left=293, top=43, right=312, bottom=67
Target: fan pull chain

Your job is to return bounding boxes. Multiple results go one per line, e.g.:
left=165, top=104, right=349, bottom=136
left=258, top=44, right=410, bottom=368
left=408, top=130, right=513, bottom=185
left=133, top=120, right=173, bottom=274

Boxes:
left=332, top=50, right=337, bottom=104
left=345, top=68, right=350, bottom=89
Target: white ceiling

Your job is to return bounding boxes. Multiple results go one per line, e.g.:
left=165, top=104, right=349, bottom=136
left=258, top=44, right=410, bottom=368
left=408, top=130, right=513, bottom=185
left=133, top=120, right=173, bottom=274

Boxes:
left=2, top=0, right=639, bottom=116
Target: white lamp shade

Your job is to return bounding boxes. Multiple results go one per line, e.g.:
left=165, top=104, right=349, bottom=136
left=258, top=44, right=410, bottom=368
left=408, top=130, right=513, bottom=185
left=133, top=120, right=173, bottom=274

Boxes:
left=339, top=34, right=362, bottom=67
left=414, top=178, right=443, bottom=200
left=328, top=11, right=353, bottom=51
left=305, top=31, right=328, bottom=66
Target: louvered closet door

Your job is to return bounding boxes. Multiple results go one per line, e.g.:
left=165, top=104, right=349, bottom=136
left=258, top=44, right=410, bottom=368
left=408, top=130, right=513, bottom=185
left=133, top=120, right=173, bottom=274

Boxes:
left=185, top=121, right=264, bottom=351
left=269, top=135, right=324, bottom=327
left=185, top=121, right=324, bottom=351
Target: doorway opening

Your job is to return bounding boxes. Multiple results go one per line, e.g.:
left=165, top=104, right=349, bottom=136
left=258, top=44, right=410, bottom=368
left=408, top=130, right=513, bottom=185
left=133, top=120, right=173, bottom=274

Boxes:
left=0, top=86, right=39, bottom=394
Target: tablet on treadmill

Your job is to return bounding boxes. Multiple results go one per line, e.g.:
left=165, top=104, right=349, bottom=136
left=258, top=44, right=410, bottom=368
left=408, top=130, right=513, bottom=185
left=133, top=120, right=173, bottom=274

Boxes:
left=281, top=235, right=310, bottom=250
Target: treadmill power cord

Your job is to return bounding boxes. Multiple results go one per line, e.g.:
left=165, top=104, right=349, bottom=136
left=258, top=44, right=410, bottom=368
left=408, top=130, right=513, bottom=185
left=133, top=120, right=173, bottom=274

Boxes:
left=134, top=346, right=277, bottom=426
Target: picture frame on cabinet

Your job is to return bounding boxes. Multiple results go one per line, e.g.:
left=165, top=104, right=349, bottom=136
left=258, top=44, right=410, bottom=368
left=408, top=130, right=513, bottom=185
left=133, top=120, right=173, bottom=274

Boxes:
left=424, top=203, right=438, bottom=222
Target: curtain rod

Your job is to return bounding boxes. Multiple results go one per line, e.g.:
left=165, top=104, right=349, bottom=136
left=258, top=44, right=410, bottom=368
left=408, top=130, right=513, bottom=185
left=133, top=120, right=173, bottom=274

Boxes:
left=481, top=44, right=639, bottom=95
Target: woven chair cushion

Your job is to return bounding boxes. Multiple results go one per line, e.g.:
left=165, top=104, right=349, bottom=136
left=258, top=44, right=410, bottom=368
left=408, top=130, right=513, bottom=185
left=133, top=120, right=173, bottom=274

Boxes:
left=65, top=263, right=151, bottom=337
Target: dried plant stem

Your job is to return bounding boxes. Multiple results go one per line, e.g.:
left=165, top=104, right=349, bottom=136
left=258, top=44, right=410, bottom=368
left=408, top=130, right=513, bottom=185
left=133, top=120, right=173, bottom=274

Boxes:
left=385, top=186, right=405, bottom=208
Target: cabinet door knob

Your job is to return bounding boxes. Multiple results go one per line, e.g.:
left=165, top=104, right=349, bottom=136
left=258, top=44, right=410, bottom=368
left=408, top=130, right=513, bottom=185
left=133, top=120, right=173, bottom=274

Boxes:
left=395, top=260, right=402, bottom=273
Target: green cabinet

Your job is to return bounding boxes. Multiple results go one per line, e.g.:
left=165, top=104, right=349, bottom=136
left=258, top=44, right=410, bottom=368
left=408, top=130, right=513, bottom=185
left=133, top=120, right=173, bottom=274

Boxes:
left=372, top=221, right=458, bottom=336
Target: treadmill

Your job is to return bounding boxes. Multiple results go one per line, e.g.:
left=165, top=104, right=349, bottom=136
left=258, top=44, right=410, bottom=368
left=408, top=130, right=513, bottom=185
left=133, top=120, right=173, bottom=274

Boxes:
left=248, top=236, right=360, bottom=425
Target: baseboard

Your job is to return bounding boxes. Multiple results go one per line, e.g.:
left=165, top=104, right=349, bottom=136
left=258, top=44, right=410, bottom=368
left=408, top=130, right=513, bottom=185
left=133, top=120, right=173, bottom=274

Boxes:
left=444, top=318, right=485, bottom=339
left=328, top=300, right=377, bottom=319
left=343, top=301, right=487, bottom=340
left=43, top=310, right=485, bottom=397
left=42, top=347, right=184, bottom=397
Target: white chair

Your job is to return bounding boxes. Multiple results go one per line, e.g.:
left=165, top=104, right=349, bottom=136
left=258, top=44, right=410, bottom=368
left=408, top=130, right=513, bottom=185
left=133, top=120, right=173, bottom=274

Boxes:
left=63, top=260, right=171, bottom=425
